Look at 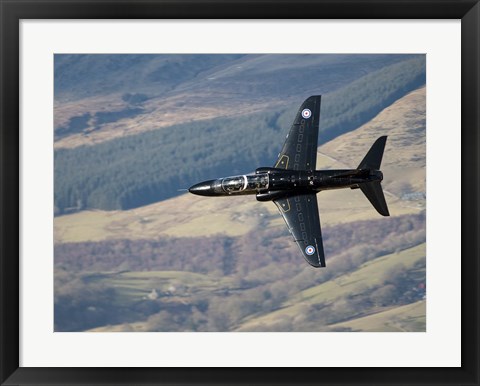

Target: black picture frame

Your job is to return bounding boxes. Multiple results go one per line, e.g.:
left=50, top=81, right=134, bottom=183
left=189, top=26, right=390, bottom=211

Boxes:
left=1, top=1, right=478, bottom=385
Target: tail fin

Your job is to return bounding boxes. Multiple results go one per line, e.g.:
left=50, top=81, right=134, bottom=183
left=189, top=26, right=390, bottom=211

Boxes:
left=358, top=136, right=390, bottom=216
left=357, top=136, right=387, bottom=170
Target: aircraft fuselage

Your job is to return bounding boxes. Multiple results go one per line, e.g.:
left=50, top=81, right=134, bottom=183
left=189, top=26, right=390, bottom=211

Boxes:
left=188, top=94, right=389, bottom=268
left=188, top=167, right=384, bottom=201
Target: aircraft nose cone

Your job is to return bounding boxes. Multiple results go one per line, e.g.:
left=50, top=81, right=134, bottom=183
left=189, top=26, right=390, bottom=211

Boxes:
left=188, top=180, right=215, bottom=196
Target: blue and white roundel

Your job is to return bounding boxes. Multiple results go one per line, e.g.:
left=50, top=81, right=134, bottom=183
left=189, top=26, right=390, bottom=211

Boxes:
left=301, top=108, right=312, bottom=119
left=305, top=245, right=316, bottom=255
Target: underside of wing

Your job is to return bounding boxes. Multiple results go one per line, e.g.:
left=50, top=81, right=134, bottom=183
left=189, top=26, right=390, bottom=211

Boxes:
left=274, top=96, right=321, bottom=171
left=274, top=193, right=325, bottom=268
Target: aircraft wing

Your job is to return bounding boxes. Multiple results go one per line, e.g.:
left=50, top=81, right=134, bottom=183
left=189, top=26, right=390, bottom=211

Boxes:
left=274, top=193, right=325, bottom=267
left=274, top=96, right=321, bottom=171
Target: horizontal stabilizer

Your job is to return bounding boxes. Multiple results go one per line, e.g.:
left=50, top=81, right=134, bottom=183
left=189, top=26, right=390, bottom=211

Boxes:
left=359, top=181, right=390, bottom=216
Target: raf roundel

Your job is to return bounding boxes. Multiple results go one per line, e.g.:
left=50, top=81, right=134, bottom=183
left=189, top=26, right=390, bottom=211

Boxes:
left=305, top=245, right=316, bottom=255
left=301, top=108, right=312, bottom=119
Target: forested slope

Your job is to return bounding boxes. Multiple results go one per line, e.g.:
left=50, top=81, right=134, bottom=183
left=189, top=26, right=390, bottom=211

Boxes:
left=54, top=56, right=425, bottom=213
left=54, top=54, right=427, bottom=333
left=54, top=86, right=426, bottom=244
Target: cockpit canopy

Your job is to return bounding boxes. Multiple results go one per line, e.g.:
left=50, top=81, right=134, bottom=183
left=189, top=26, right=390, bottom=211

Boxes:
left=221, top=173, right=269, bottom=193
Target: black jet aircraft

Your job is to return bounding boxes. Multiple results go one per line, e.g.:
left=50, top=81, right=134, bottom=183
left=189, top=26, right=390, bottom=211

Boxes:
left=189, top=96, right=389, bottom=268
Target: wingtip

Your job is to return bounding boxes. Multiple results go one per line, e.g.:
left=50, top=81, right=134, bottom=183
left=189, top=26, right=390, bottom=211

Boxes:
left=304, top=253, right=326, bottom=268
left=307, top=261, right=326, bottom=268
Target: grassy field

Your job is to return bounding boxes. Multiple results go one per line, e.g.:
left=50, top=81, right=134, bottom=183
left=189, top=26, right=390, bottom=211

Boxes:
left=80, top=242, right=425, bottom=332
left=87, top=270, right=230, bottom=304
left=55, top=92, right=281, bottom=149
left=329, top=300, right=426, bottom=332
left=294, top=243, right=425, bottom=302
left=237, top=243, right=426, bottom=331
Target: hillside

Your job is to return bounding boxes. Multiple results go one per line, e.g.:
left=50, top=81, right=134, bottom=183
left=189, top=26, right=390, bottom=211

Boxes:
left=54, top=54, right=417, bottom=148
left=236, top=243, right=425, bottom=331
left=54, top=86, right=425, bottom=244
left=53, top=55, right=425, bottom=213
left=329, top=300, right=426, bottom=332
left=54, top=55, right=426, bottom=333
left=320, top=86, right=426, bottom=195
left=55, top=233, right=426, bottom=332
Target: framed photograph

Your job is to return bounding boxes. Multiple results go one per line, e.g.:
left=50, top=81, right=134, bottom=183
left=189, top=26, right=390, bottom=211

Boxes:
left=1, top=0, right=478, bottom=385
